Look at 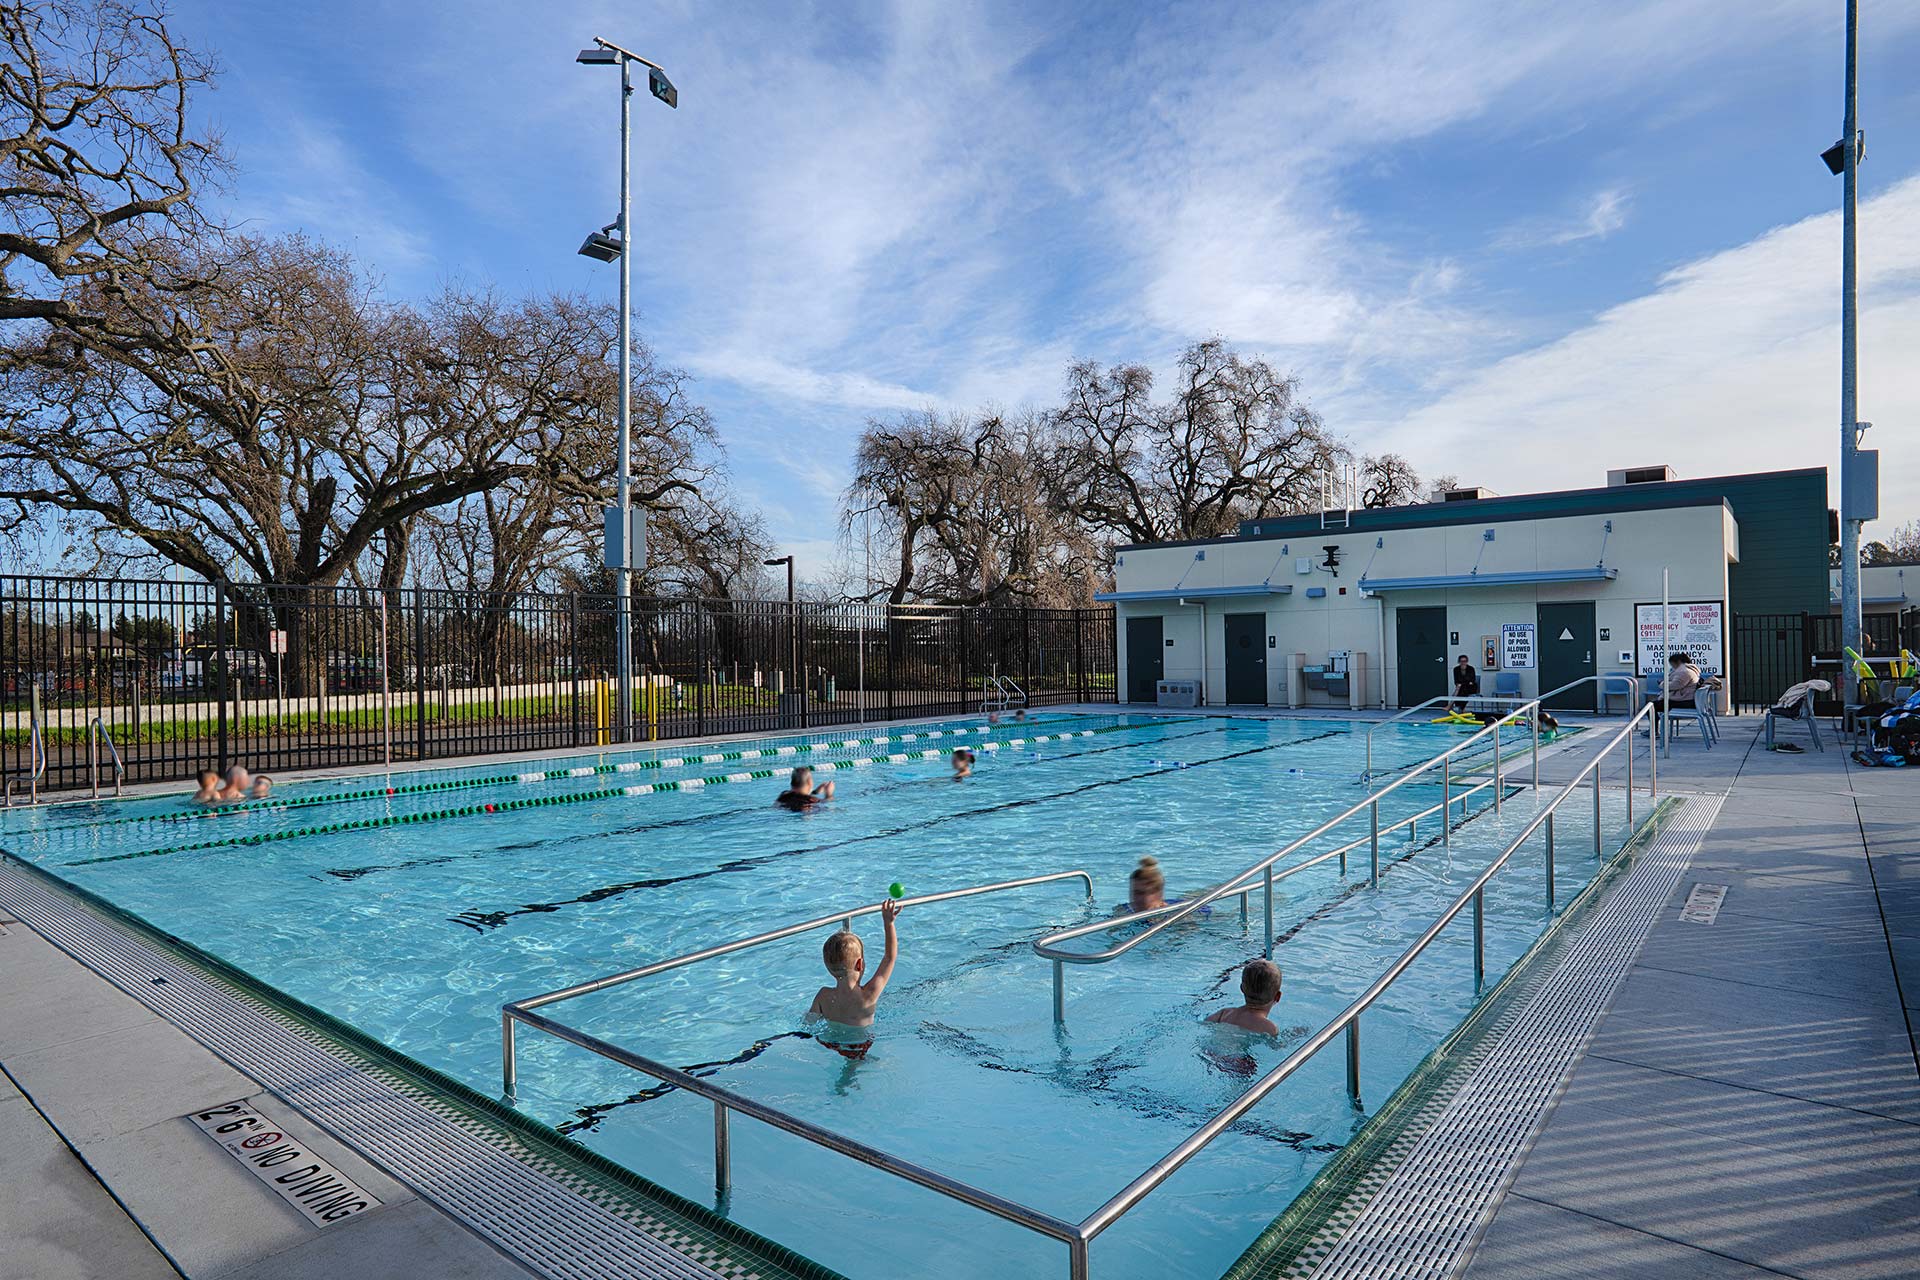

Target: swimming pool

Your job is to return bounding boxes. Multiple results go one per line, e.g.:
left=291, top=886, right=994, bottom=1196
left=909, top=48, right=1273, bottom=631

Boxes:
left=0, top=710, right=1644, bottom=1280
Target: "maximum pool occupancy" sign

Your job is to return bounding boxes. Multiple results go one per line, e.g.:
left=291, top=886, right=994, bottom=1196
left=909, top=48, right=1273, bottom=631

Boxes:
left=189, top=1100, right=379, bottom=1226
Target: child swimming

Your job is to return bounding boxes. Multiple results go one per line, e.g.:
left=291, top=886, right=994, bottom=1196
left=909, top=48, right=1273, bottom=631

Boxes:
left=248, top=774, right=274, bottom=800
left=805, top=899, right=902, bottom=1058
left=189, top=768, right=221, bottom=805
left=1204, top=959, right=1283, bottom=1036
left=951, top=747, right=976, bottom=779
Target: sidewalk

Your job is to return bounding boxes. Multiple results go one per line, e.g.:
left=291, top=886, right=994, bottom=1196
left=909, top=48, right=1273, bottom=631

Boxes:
left=1462, top=722, right=1920, bottom=1279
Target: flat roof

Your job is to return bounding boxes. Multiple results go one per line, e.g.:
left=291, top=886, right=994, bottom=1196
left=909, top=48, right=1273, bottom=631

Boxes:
left=1116, top=467, right=1822, bottom=553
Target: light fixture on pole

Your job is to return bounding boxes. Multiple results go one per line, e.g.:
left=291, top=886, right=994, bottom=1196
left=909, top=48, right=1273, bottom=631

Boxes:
left=576, top=34, right=677, bottom=742
left=764, top=556, right=797, bottom=692
left=1824, top=0, right=1869, bottom=709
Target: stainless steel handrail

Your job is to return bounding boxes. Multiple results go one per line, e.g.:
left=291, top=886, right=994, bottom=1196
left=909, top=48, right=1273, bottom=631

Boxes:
left=1073, top=701, right=1659, bottom=1249
left=88, top=716, right=125, bottom=799
left=3, top=689, right=45, bottom=807
left=496, top=714, right=1662, bottom=1279
left=982, top=672, right=1028, bottom=713
left=503, top=868, right=1095, bottom=1091
left=499, top=869, right=1100, bottom=1274
left=1363, top=672, right=1642, bottom=782
left=1033, top=700, right=1556, bottom=1020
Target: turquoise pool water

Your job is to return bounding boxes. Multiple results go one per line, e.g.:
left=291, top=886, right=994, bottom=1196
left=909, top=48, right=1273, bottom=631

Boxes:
left=0, top=711, right=1640, bottom=1280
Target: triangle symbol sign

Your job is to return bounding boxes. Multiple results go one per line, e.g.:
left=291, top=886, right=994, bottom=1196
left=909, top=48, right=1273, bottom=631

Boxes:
left=1558, top=628, right=1574, bottom=641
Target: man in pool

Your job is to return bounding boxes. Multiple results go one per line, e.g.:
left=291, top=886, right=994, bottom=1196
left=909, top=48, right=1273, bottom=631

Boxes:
left=1205, top=959, right=1283, bottom=1035
left=775, top=765, right=835, bottom=811
left=215, top=765, right=252, bottom=803
left=248, top=773, right=274, bottom=800
left=805, top=898, right=902, bottom=1057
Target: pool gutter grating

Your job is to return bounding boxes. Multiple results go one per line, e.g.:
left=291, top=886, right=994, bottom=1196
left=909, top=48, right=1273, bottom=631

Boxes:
left=0, top=859, right=833, bottom=1280
left=1288, top=791, right=1723, bottom=1280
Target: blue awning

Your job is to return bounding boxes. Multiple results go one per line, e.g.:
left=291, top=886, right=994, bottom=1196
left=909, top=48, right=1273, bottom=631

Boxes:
left=1094, top=584, right=1294, bottom=602
left=1357, top=567, right=1619, bottom=591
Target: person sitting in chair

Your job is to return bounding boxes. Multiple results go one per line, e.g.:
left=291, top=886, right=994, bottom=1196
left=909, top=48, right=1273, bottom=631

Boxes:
left=1451, top=655, right=1480, bottom=713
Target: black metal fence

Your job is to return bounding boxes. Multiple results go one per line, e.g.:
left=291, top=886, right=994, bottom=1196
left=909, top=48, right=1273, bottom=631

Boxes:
left=1, top=575, right=1116, bottom=795
left=1730, top=609, right=1918, bottom=714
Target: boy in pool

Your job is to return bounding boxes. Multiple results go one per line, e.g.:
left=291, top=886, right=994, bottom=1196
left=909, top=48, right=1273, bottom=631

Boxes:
left=805, top=899, right=902, bottom=1055
left=775, top=765, right=835, bottom=811
left=951, top=747, right=975, bottom=779
left=189, top=768, right=221, bottom=805
left=1205, top=959, right=1283, bottom=1036
left=248, top=774, right=274, bottom=800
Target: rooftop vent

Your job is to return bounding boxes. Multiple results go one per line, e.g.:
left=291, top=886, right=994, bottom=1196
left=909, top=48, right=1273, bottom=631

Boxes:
left=1607, top=465, right=1676, bottom=487
left=1442, top=486, right=1498, bottom=502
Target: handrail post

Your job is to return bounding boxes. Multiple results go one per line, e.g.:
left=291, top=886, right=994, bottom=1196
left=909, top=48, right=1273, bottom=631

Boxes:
left=1648, top=712, right=1657, bottom=797
left=1626, top=740, right=1635, bottom=825
left=1263, top=864, right=1274, bottom=958
left=1369, top=799, right=1380, bottom=889
left=1442, top=755, right=1451, bottom=848
left=1053, top=959, right=1065, bottom=1025
left=1472, top=888, right=1484, bottom=989
left=1592, top=764, right=1603, bottom=857
left=1069, top=1237, right=1090, bottom=1280
left=1545, top=812, right=1556, bottom=911
left=89, top=720, right=100, bottom=799
left=1492, top=719, right=1501, bottom=809
left=1531, top=709, right=1541, bottom=790
left=1239, top=890, right=1248, bottom=926
left=714, top=1100, right=732, bottom=1196
left=502, top=1012, right=517, bottom=1096
left=1344, top=1018, right=1361, bottom=1105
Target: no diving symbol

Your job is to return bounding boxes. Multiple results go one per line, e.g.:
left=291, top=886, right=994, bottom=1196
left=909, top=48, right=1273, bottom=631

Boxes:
left=241, top=1132, right=283, bottom=1149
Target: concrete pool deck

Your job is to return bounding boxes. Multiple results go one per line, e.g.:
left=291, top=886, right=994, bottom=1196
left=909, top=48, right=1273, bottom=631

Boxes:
left=3, top=706, right=1915, bottom=1279
left=1455, top=722, right=1920, bottom=1280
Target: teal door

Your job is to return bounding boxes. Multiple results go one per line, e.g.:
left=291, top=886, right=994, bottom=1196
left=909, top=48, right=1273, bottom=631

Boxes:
left=1125, top=616, right=1164, bottom=702
left=1537, top=602, right=1597, bottom=709
left=1224, top=613, right=1268, bottom=704
left=1395, top=607, right=1449, bottom=707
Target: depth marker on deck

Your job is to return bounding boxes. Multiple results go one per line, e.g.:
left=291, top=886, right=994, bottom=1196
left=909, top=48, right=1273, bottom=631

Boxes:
left=1679, top=882, right=1727, bottom=924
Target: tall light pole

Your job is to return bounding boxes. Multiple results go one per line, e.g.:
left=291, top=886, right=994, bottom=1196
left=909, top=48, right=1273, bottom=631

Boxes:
left=1826, top=0, right=1865, bottom=705
left=764, top=556, right=796, bottom=690
left=577, top=36, right=677, bottom=741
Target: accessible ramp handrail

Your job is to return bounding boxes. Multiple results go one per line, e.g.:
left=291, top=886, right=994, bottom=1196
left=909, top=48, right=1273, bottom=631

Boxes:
left=1073, top=701, right=1659, bottom=1249
left=498, top=870, right=1100, bottom=1272
left=1363, top=672, right=1642, bottom=782
left=3, top=694, right=46, bottom=807
left=1033, top=698, right=1554, bottom=1021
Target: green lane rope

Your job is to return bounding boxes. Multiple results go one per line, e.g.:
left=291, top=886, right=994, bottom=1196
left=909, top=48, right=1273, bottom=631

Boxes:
left=70, top=716, right=1114, bottom=833
left=64, top=728, right=1109, bottom=868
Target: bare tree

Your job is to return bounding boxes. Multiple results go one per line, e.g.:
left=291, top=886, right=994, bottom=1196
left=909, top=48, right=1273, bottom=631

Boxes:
left=1862, top=521, right=1920, bottom=566
left=1049, top=339, right=1342, bottom=548
left=0, top=0, right=224, bottom=330
left=1360, top=453, right=1423, bottom=508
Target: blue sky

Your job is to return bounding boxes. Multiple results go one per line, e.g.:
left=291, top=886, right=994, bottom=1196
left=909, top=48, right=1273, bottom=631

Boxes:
left=173, top=0, right=1920, bottom=582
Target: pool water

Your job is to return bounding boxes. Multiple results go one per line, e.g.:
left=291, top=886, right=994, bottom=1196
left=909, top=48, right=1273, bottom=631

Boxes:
left=1, top=711, right=1642, bottom=1280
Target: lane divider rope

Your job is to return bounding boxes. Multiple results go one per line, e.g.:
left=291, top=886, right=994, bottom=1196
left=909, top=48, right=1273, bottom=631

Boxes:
left=64, top=717, right=1114, bottom=833
left=65, top=730, right=1108, bottom=868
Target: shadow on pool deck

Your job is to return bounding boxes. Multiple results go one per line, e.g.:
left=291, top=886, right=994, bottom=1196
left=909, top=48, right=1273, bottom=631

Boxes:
left=1462, top=715, right=1920, bottom=1280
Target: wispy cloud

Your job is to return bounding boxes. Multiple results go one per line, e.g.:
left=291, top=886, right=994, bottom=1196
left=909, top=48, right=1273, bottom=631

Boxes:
left=1497, top=187, right=1634, bottom=249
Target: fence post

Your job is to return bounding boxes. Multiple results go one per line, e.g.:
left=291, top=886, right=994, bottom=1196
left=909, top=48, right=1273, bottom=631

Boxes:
left=697, top=602, right=708, bottom=737
left=1074, top=611, right=1086, bottom=703
left=215, top=580, right=229, bottom=774
left=413, top=593, right=429, bottom=762
left=569, top=592, right=581, bottom=749
left=886, top=604, right=897, bottom=723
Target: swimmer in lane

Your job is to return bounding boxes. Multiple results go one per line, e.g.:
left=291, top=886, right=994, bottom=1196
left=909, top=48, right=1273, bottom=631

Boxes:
left=805, top=898, right=902, bottom=1059
left=951, top=747, right=976, bottom=779
left=775, top=765, right=835, bottom=811
left=1118, top=855, right=1167, bottom=914
left=1204, top=959, right=1283, bottom=1036
left=247, top=773, right=274, bottom=800
left=189, top=768, right=221, bottom=805
left=215, top=765, right=252, bottom=803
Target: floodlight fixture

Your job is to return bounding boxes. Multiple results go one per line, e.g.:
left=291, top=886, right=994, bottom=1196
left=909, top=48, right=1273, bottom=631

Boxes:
left=577, top=230, right=623, bottom=262
left=1821, top=131, right=1863, bottom=175
left=576, top=48, right=618, bottom=65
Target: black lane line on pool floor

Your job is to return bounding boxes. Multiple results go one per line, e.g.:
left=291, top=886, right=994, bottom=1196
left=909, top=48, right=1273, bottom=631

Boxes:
left=58, top=722, right=1168, bottom=870
left=318, top=721, right=1191, bottom=884
left=553, top=784, right=1526, bottom=1153
left=444, top=730, right=1343, bottom=933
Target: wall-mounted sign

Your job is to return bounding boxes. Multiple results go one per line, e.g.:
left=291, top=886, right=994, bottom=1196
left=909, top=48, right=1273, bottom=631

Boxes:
left=1635, top=601, right=1725, bottom=677
left=1501, top=623, right=1537, bottom=670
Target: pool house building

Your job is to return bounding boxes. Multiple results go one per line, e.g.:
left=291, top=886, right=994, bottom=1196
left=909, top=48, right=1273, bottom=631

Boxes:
left=1102, top=466, right=1832, bottom=711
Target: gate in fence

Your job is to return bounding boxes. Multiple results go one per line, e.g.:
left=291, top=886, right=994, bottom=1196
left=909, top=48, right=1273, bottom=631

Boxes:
left=2, top=576, right=1116, bottom=796
left=1730, top=608, right=1918, bottom=715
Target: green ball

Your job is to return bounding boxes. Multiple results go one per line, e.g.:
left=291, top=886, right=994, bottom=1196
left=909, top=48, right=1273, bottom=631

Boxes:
left=889, top=882, right=905, bottom=899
